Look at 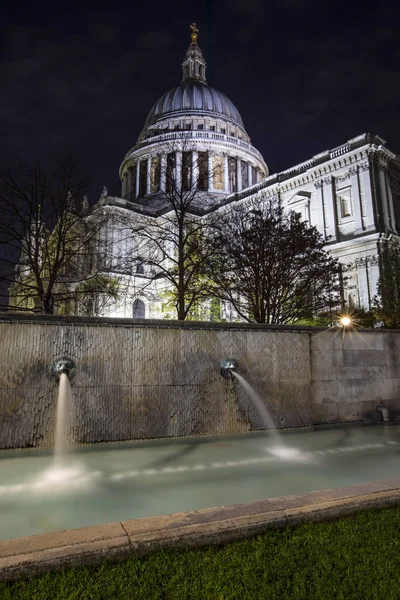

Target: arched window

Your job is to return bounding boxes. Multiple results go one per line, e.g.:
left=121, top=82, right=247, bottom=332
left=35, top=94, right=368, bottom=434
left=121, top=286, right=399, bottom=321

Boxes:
left=136, top=263, right=145, bottom=275
left=133, top=299, right=146, bottom=319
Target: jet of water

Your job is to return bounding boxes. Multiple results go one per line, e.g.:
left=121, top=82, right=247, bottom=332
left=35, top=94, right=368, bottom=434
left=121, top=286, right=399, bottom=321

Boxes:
left=54, top=372, right=72, bottom=463
left=232, top=371, right=280, bottom=442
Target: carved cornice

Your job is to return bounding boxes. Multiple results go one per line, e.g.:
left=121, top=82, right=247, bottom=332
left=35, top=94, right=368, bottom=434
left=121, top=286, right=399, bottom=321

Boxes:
left=359, top=161, right=370, bottom=172
left=342, top=254, right=380, bottom=272
left=335, top=171, right=351, bottom=182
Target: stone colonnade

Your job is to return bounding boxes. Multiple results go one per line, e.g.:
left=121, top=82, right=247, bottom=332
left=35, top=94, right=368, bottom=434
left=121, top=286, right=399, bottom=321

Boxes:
left=122, top=150, right=262, bottom=200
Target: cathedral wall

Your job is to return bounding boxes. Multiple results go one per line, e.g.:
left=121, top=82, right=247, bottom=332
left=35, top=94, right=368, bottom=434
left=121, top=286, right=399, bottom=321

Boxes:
left=1, top=316, right=400, bottom=450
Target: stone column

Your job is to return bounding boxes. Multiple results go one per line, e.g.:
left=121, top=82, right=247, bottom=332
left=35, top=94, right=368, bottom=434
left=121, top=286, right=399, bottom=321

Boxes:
left=224, top=154, right=229, bottom=192
left=135, top=160, right=140, bottom=198
left=236, top=157, right=242, bottom=192
left=160, top=154, right=167, bottom=192
left=313, top=180, right=326, bottom=239
left=349, top=166, right=363, bottom=233
left=192, top=151, right=199, bottom=188
left=247, top=163, right=253, bottom=187
left=322, top=176, right=337, bottom=242
left=175, top=151, right=182, bottom=191
left=208, top=151, right=213, bottom=191
left=359, top=161, right=376, bottom=231
left=122, top=172, right=127, bottom=199
left=146, top=157, right=151, bottom=195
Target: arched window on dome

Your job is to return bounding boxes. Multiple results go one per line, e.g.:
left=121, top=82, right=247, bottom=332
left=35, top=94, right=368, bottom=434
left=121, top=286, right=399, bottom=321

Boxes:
left=133, top=299, right=146, bottom=319
left=136, top=263, right=145, bottom=275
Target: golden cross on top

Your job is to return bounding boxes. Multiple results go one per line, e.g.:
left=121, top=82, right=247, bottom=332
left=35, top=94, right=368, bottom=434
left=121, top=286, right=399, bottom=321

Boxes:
left=190, top=22, right=198, bottom=44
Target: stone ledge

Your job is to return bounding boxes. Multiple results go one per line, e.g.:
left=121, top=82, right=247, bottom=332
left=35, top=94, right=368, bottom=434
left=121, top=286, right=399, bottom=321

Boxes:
left=1, top=479, right=400, bottom=581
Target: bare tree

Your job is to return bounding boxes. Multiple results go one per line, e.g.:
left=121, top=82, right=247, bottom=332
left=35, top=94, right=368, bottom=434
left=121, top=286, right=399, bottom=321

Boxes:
left=0, top=155, right=115, bottom=314
left=121, top=138, right=221, bottom=320
left=204, top=196, right=342, bottom=324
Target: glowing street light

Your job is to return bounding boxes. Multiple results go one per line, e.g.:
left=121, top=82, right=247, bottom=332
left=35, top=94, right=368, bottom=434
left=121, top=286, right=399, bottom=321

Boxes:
left=340, top=315, right=352, bottom=327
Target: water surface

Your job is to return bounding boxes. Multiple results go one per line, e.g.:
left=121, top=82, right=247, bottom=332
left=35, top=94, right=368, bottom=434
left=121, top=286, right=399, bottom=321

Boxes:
left=0, top=423, right=399, bottom=541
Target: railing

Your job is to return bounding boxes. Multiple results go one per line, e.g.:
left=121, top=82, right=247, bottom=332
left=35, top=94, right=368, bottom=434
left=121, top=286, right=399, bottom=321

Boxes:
left=330, top=144, right=351, bottom=159
left=127, top=130, right=265, bottom=164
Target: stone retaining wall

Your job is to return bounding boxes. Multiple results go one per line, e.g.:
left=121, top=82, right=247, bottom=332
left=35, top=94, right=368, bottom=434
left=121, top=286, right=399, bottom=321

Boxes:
left=0, top=315, right=399, bottom=449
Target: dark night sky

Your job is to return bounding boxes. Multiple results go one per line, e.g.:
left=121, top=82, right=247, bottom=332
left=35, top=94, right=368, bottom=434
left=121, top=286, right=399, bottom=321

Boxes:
left=2, top=0, right=399, bottom=202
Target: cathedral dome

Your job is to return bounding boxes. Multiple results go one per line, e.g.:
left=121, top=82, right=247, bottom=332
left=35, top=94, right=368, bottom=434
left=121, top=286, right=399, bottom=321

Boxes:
left=143, top=81, right=245, bottom=130
left=119, top=24, right=268, bottom=203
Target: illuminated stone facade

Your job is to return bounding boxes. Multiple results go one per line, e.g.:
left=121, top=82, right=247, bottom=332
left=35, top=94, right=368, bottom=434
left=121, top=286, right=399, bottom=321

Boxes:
left=95, top=28, right=400, bottom=320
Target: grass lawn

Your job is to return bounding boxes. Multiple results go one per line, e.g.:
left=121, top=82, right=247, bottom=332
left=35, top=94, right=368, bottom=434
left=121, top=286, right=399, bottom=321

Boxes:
left=2, top=505, right=400, bottom=599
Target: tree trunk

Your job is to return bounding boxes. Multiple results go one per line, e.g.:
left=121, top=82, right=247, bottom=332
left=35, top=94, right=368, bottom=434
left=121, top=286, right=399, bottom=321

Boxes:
left=177, top=292, right=186, bottom=320
left=41, top=292, right=54, bottom=314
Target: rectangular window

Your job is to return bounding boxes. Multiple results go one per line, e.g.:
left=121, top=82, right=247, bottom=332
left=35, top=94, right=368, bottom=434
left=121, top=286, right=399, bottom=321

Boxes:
left=210, top=125, right=215, bottom=131
left=221, top=128, right=226, bottom=134
left=197, top=124, right=204, bottom=130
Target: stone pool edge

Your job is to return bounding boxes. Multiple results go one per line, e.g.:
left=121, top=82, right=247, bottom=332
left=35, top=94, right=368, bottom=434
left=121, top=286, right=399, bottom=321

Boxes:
left=2, top=478, right=400, bottom=581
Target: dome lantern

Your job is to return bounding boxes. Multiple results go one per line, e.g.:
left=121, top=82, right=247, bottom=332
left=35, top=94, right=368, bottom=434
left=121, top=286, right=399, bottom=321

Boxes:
left=181, top=23, right=207, bottom=85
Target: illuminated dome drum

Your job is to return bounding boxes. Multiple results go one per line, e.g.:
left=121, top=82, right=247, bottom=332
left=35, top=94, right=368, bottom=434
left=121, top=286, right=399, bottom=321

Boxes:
left=119, top=24, right=268, bottom=209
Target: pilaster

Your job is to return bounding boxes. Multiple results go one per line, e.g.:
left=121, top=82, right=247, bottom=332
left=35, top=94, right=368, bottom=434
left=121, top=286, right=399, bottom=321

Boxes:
left=348, top=166, right=363, bottom=233
left=322, top=176, right=337, bottom=241
left=386, top=171, right=398, bottom=233
left=359, top=161, right=376, bottom=231
left=313, top=180, right=325, bottom=239
left=378, top=166, right=391, bottom=232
